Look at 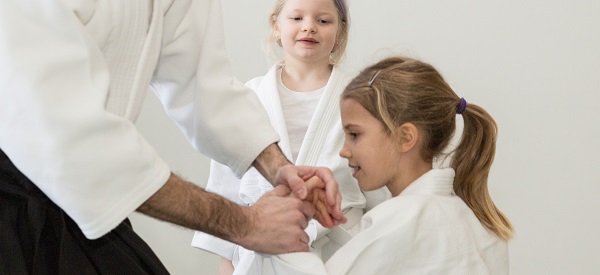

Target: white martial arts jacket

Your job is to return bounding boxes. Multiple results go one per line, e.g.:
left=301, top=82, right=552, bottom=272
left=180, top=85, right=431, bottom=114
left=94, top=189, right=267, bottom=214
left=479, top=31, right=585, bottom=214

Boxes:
left=0, top=0, right=278, bottom=239
left=267, top=168, right=509, bottom=275
left=192, top=64, right=390, bottom=273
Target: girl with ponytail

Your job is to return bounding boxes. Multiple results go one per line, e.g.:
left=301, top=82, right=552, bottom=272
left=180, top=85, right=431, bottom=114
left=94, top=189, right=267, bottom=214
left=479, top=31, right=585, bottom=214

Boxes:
left=341, top=56, right=513, bottom=240
left=268, top=56, right=513, bottom=274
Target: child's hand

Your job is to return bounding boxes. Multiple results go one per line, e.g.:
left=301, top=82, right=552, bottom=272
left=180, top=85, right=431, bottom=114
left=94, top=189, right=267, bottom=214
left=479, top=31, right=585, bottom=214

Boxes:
left=303, top=176, right=334, bottom=229
left=273, top=165, right=347, bottom=226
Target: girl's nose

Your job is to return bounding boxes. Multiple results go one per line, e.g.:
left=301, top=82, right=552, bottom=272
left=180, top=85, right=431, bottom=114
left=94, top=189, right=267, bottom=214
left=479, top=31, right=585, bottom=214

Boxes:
left=302, top=21, right=317, bottom=33
left=339, top=145, right=350, bottom=159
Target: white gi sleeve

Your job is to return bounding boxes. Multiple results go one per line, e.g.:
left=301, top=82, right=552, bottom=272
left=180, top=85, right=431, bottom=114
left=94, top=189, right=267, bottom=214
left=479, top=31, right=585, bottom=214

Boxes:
left=0, top=1, right=170, bottom=239
left=151, top=0, right=279, bottom=177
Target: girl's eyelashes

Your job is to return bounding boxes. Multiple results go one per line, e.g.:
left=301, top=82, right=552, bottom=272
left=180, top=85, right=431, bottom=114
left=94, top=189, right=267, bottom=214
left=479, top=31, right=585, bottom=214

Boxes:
left=285, top=16, right=334, bottom=23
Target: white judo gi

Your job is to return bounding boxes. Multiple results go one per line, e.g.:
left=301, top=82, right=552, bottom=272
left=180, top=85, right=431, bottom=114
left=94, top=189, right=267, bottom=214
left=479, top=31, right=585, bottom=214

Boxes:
left=0, top=0, right=278, bottom=239
left=268, top=168, right=509, bottom=275
left=191, top=64, right=390, bottom=274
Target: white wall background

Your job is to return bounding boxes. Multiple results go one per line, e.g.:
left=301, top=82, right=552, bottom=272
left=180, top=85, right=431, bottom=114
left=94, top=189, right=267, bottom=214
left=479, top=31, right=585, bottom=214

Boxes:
left=132, top=0, right=600, bottom=274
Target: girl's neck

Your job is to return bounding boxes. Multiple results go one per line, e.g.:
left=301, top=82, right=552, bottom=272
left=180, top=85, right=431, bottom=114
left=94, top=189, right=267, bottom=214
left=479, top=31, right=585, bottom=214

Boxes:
left=281, top=60, right=332, bottom=92
left=387, top=159, right=433, bottom=197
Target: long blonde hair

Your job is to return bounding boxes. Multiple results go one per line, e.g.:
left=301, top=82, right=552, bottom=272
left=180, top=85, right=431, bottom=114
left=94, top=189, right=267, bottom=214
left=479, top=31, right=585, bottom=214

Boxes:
left=342, top=56, right=513, bottom=240
left=265, top=0, right=350, bottom=66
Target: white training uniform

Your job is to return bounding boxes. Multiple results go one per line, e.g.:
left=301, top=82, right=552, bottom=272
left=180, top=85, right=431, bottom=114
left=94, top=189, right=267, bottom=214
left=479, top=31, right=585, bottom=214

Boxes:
left=268, top=168, right=509, bottom=275
left=0, top=0, right=278, bottom=239
left=192, top=64, right=390, bottom=274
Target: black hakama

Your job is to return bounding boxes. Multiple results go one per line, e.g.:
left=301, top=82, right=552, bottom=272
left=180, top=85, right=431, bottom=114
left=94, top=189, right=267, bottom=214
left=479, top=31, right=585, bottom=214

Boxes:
left=0, top=149, right=170, bottom=274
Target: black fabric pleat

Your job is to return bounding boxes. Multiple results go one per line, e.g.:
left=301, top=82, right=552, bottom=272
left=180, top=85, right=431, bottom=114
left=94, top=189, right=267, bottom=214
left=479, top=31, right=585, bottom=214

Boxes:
left=0, top=148, right=169, bottom=274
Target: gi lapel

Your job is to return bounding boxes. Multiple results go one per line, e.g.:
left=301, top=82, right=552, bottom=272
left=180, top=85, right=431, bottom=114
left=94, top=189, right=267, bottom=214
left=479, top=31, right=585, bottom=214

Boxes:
left=295, top=67, right=350, bottom=167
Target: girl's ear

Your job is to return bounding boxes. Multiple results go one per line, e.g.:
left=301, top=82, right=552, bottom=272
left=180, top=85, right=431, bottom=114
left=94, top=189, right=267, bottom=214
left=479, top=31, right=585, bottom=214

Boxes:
left=271, top=15, right=279, bottom=31
left=398, top=123, right=419, bottom=153
left=271, top=16, right=281, bottom=44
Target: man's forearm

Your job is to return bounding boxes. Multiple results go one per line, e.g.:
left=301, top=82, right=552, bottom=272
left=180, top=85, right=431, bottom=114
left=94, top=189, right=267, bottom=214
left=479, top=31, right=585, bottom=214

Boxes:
left=137, top=172, right=315, bottom=254
left=252, top=143, right=291, bottom=185
left=137, top=173, right=253, bottom=242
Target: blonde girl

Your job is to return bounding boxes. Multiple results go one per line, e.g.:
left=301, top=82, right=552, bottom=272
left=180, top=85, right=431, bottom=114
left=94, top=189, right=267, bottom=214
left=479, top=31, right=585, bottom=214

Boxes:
left=192, top=0, right=389, bottom=274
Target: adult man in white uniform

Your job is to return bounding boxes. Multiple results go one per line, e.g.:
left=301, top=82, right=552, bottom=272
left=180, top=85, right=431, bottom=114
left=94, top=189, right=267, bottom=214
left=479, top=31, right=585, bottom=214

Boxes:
left=0, top=0, right=344, bottom=273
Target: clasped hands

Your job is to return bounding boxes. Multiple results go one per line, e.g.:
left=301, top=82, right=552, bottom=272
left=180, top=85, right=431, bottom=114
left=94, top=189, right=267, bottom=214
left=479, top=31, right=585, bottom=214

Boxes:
left=272, top=165, right=347, bottom=229
left=244, top=165, right=346, bottom=254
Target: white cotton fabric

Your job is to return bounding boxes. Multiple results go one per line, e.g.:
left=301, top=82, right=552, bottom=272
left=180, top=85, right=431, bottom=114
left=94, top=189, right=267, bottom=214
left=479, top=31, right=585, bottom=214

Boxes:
left=277, top=68, right=325, bottom=162
left=433, top=115, right=465, bottom=169
left=0, top=0, right=278, bottom=239
left=269, top=168, right=509, bottom=275
left=191, top=64, right=391, bottom=273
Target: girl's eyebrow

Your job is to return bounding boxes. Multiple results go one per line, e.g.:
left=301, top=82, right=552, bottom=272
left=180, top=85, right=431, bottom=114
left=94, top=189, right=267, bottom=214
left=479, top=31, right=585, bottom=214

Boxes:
left=343, top=124, right=360, bottom=130
left=285, top=8, right=336, bottom=16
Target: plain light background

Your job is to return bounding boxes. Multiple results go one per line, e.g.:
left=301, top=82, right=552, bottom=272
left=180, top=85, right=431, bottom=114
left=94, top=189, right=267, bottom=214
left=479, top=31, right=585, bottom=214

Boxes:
left=131, top=0, right=600, bottom=274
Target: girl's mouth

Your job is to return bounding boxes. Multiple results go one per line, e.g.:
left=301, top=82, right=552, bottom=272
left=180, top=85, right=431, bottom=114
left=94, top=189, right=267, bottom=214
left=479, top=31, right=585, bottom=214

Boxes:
left=298, top=38, right=318, bottom=44
left=351, top=166, right=361, bottom=177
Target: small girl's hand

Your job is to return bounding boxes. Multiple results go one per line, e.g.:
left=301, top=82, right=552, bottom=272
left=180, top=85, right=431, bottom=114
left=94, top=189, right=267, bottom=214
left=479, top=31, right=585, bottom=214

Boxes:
left=303, top=176, right=334, bottom=229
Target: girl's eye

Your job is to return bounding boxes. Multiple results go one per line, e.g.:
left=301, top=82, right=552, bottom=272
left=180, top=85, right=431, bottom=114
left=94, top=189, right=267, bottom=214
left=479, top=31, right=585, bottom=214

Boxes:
left=318, top=19, right=329, bottom=24
left=349, top=132, right=358, bottom=139
left=290, top=17, right=302, bottom=21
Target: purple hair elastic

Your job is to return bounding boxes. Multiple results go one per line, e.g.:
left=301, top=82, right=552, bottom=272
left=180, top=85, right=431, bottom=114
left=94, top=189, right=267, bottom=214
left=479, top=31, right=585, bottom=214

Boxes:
left=457, top=98, right=467, bottom=114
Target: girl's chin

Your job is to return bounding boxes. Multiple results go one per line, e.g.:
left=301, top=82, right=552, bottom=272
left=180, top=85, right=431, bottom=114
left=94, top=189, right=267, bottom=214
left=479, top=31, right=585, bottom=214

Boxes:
left=358, top=178, right=388, bottom=193
left=358, top=181, right=377, bottom=192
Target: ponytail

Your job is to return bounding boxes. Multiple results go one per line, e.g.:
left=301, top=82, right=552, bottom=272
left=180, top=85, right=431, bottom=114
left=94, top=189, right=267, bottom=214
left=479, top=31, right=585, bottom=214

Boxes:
left=452, top=104, right=513, bottom=240
left=343, top=56, right=513, bottom=240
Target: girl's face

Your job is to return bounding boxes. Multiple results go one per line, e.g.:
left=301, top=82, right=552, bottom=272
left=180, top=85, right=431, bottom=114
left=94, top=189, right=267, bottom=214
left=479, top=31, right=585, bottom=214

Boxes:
left=339, top=99, right=403, bottom=193
left=274, top=0, right=339, bottom=64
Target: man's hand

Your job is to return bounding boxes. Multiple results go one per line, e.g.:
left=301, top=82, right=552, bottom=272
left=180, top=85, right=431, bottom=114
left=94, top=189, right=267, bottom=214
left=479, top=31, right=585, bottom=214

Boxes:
left=234, top=185, right=316, bottom=254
